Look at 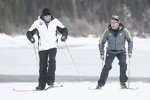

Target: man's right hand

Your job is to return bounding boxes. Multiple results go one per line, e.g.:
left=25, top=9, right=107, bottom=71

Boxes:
left=61, top=35, right=67, bottom=42
left=30, top=38, right=35, bottom=43
left=100, top=54, right=104, bottom=60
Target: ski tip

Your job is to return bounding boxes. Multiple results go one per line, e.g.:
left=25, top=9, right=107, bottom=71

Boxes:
left=13, top=89, right=17, bottom=91
left=88, top=87, right=99, bottom=90
left=120, top=87, right=139, bottom=90
left=88, top=87, right=92, bottom=90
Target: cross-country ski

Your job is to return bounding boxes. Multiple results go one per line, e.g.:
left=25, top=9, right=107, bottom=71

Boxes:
left=13, top=84, right=63, bottom=92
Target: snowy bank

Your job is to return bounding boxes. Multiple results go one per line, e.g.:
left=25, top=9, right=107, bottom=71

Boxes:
left=0, top=33, right=150, bottom=51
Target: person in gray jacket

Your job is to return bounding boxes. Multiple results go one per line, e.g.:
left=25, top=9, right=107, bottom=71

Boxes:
left=96, top=15, right=133, bottom=89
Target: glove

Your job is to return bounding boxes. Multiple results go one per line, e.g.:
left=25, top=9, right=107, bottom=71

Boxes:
left=128, top=53, right=132, bottom=58
left=61, top=36, right=67, bottom=42
left=100, top=54, right=104, bottom=60
left=30, top=37, right=35, bottom=43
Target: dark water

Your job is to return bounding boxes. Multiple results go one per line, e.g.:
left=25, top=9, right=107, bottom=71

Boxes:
left=0, top=75, right=150, bottom=83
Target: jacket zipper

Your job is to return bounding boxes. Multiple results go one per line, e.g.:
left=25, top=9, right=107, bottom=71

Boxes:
left=115, top=37, right=116, bottom=51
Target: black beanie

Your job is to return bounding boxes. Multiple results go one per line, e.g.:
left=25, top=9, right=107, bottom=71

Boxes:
left=42, top=8, right=51, bottom=16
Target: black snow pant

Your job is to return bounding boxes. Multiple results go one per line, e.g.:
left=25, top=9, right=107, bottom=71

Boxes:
left=98, top=52, right=128, bottom=86
left=38, top=48, right=57, bottom=88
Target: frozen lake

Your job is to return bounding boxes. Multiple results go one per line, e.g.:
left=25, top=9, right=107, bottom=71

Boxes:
left=0, top=34, right=150, bottom=82
left=0, top=35, right=150, bottom=100
left=0, top=46, right=150, bottom=82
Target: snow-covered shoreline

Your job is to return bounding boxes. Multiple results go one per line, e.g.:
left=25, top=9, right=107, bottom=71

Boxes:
left=0, top=33, right=150, bottom=51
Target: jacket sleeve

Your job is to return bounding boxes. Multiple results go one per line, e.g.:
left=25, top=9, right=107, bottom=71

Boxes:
left=99, top=29, right=108, bottom=55
left=57, top=26, right=68, bottom=38
left=26, top=29, right=37, bottom=41
left=56, top=19, right=68, bottom=38
left=26, top=21, right=37, bottom=41
left=124, top=28, right=133, bottom=53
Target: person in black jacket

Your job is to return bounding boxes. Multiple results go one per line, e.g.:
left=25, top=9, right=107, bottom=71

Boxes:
left=26, top=8, right=68, bottom=90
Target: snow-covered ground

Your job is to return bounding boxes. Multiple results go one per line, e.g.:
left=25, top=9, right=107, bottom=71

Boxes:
left=0, top=82, right=149, bottom=100
left=0, top=34, right=150, bottom=77
left=0, top=33, right=150, bottom=100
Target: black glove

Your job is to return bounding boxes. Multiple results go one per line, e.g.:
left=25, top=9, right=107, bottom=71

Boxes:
left=100, top=54, right=104, bottom=60
left=30, top=37, right=35, bottom=43
left=61, top=36, right=67, bottom=42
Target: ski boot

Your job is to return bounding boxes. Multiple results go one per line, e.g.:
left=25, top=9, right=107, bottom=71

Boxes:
left=120, top=82, right=127, bottom=89
left=95, top=84, right=103, bottom=89
left=47, top=81, right=54, bottom=87
left=35, top=86, right=45, bottom=91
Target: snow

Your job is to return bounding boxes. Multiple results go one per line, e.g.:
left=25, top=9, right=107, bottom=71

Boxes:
left=0, top=33, right=150, bottom=100
left=0, top=33, right=150, bottom=50
left=0, top=34, right=150, bottom=77
left=0, top=82, right=149, bottom=100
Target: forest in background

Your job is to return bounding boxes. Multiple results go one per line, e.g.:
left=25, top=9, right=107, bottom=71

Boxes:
left=0, top=0, right=150, bottom=37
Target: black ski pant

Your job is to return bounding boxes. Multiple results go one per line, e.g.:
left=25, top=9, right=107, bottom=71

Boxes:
left=98, top=52, right=128, bottom=86
left=38, top=48, right=57, bottom=88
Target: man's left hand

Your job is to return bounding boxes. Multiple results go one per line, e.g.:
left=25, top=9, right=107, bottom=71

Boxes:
left=128, top=53, right=132, bottom=58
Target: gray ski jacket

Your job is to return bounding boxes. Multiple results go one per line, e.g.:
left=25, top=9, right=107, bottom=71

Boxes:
left=99, top=24, right=133, bottom=55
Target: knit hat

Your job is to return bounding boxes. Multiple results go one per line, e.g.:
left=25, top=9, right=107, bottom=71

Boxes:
left=42, top=8, right=51, bottom=16
left=110, top=15, right=120, bottom=23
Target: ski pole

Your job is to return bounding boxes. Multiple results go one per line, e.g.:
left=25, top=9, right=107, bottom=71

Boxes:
left=128, top=58, right=131, bottom=88
left=101, top=59, right=104, bottom=68
left=33, top=44, right=39, bottom=67
left=64, top=42, right=83, bottom=81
